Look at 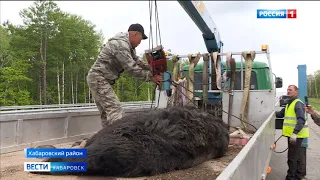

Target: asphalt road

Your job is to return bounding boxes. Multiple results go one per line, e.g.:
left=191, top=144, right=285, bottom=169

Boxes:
left=266, top=114, right=320, bottom=180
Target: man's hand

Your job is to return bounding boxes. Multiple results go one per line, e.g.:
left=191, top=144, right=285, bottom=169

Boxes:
left=137, top=60, right=152, bottom=71
left=151, top=74, right=162, bottom=85
left=289, top=134, right=297, bottom=145
left=305, top=105, right=315, bottom=115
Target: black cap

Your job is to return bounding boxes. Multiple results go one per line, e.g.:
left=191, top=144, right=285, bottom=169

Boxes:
left=128, top=23, right=148, bottom=40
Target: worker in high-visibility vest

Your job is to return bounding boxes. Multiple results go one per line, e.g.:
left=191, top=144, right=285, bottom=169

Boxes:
left=276, top=85, right=309, bottom=180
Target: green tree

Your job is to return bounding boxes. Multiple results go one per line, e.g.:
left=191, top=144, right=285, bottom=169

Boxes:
left=308, top=70, right=320, bottom=98
left=0, top=25, right=32, bottom=105
left=19, top=0, right=62, bottom=104
left=2, top=0, right=177, bottom=106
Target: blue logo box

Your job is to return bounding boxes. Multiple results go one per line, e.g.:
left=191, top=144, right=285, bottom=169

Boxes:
left=257, top=9, right=287, bottom=19
left=25, top=148, right=87, bottom=158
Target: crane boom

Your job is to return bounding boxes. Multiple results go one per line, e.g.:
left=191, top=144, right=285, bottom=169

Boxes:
left=177, top=0, right=223, bottom=53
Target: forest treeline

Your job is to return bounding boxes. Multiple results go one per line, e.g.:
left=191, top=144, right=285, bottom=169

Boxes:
left=1, top=1, right=319, bottom=106
left=307, top=71, right=320, bottom=98
left=0, top=0, right=162, bottom=106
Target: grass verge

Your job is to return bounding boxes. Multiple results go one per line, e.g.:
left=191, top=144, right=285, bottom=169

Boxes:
left=309, top=98, right=320, bottom=110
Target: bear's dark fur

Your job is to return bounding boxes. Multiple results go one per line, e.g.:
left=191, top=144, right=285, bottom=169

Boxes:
left=31, top=106, right=229, bottom=177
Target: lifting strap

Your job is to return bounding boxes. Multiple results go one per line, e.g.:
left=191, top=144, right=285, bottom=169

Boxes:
left=147, top=0, right=167, bottom=109
left=239, top=51, right=256, bottom=131
left=226, top=52, right=236, bottom=130
left=145, top=0, right=167, bottom=77
left=211, top=52, right=222, bottom=90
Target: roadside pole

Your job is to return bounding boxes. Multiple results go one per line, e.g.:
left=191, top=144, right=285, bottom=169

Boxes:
left=297, top=64, right=308, bottom=178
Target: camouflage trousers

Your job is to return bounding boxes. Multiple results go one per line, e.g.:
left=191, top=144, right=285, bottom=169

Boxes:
left=87, top=74, right=123, bottom=128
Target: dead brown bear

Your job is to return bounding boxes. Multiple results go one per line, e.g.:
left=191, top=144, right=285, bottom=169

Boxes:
left=30, top=105, right=229, bottom=177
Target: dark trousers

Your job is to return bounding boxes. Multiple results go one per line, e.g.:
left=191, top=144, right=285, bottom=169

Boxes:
left=286, top=137, right=304, bottom=180
left=298, top=147, right=307, bottom=177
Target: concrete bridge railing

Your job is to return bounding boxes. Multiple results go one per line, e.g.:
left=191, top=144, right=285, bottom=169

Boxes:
left=0, top=103, right=153, bottom=154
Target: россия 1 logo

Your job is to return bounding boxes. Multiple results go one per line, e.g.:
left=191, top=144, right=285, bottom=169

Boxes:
left=257, top=9, right=297, bottom=19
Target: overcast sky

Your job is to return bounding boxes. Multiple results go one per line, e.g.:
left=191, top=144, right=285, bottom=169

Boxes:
left=1, top=1, right=319, bottom=93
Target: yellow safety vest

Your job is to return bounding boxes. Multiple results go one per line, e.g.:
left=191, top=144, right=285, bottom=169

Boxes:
left=282, top=99, right=309, bottom=138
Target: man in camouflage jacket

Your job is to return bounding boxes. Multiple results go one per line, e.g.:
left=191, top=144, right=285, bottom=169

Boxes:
left=305, top=105, right=320, bottom=126
left=87, top=23, right=162, bottom=127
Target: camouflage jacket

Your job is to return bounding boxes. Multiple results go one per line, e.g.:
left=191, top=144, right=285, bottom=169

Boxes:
left=311, top=110, right=320, bottom=126
left=87, top=32, right=152, bottom=84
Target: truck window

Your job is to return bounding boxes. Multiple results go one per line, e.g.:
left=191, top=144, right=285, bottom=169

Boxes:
left=194, top=72, right=206, bottom=90
left=233, top=71, right=258, bottom=90
left=187, top=71, right=258, bottom=91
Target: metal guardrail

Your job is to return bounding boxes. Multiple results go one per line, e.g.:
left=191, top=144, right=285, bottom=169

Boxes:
left=1, top=103, right=94, bottom=110
left=0, top=105, right=152, bottom=154
left=0, top=101, right=153, bottom=111
left=0, top=102, right=154, bottom=114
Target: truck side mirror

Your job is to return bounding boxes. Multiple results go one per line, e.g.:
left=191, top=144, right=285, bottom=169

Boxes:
left=275, top=77, right=283, bottom=88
